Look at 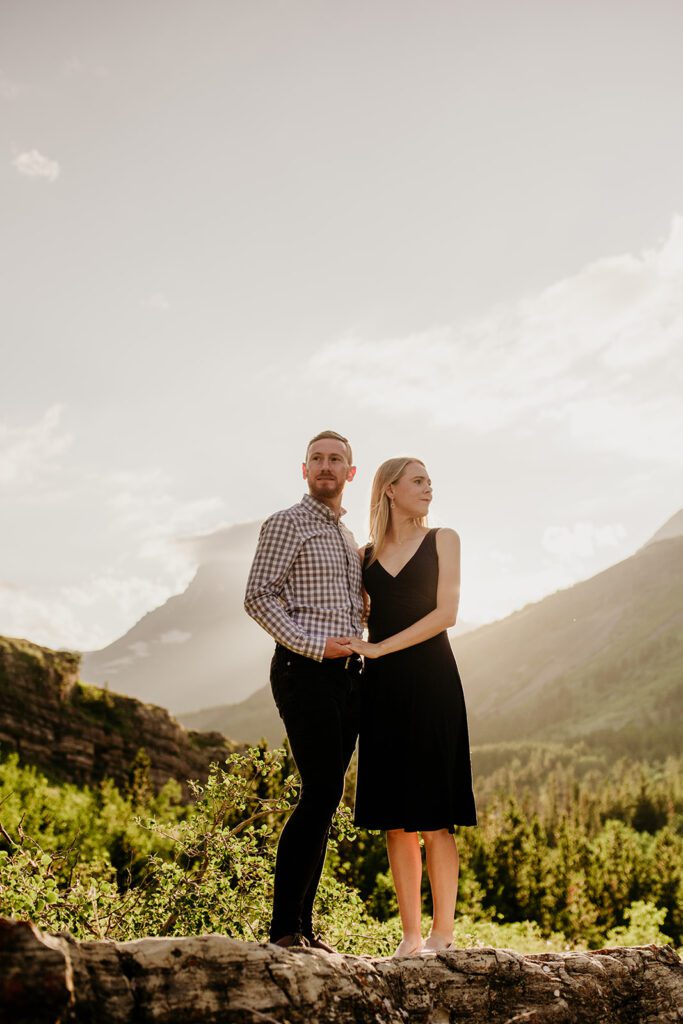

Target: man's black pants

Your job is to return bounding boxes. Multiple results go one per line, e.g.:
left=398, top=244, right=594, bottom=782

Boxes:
left=269, top=644, right=361, bottom=942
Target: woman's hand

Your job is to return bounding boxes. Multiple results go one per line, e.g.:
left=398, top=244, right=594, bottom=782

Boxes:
left=348, top=637, right=384, bottom=659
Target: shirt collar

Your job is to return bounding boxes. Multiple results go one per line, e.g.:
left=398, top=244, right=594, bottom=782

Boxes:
left=301, top=492, right=347, bottom=523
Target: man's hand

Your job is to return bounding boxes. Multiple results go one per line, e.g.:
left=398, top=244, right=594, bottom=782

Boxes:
left=323, top=637, right=353, bottom=658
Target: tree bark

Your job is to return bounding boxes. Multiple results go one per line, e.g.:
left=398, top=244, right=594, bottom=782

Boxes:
left=1, top=917, right=681, bottom=1024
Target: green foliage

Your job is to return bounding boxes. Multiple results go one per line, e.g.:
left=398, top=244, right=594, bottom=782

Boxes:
left=452, top=914, right=569, bottom=953
left=605, top=900, right=673, bottom=947
left=0, top=748, right=386, bottom=948
left=0, top=748, right=280, bottom=939
left=1, top=745, right=681, bottom=955
left=336, top=746, right=683, bottom=950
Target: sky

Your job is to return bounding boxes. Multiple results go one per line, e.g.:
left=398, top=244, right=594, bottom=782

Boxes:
left=1, top=0, right=682, bottom=652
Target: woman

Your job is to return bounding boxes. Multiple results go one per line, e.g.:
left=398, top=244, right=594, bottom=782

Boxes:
left=349, top=457, right=477, bottom=956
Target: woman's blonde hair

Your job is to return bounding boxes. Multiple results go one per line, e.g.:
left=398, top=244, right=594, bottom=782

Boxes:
left=367, top=457, right=427, bottom=565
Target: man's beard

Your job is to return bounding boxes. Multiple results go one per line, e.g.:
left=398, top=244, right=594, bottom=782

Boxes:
left=309, top=477, right=344, bottom=501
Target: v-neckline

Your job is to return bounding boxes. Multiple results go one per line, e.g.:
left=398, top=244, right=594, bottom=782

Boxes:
left=375, top=530, right=431, bottom=580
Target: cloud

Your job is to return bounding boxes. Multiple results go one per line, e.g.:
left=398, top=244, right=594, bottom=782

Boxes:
left=0, top=582, right=109, bottom=651
left=309, top=216, right=683, bottom=464
left=0, top=405, right=72, bottom=486
left=13, top=149, right=60, bottom=182
left=175, top=521, right=262, bottom=564
left=160, top=629, right=191, bottom=644
left=102, top=469, right=225, bottom=565
left=459, top=551, right=580, bottom=626
left=0, top=572, right=179, bottom=651
left=1, top=451, right=227, bottom=649
left=62, top=574, right=173, bottom=616
left=542, top=521, right=628, bottom=562
left=128, top=641, right=149, bottom=658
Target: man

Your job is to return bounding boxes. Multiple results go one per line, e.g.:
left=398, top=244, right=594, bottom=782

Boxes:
left=244, top=429, right=364, bottom=950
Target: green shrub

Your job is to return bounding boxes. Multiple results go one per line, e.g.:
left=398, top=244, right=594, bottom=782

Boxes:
left=605, top=901, right=673, bottom=947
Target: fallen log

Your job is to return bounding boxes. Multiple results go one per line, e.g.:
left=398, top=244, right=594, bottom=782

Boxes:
left=1, top=916, right=681, bottom=1024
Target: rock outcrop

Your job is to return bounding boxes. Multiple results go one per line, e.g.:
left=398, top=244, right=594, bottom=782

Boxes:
left=0, top=636, right=238, bottom=795
left=1, top=917, right=681, bottom=1024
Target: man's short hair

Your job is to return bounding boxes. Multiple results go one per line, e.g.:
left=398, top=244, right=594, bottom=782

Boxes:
left=305, top=430, right=353, bottom=465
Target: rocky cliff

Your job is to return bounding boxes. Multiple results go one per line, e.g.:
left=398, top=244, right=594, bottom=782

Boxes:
left=1, top=917, right=681, bottom=1024
left=0, top=635, right=238, bottom=795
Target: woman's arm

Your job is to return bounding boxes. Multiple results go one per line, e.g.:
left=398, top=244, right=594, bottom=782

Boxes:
left=357, top=544, right=371, bottom=628
left=349, top=529, right=460, bottom=658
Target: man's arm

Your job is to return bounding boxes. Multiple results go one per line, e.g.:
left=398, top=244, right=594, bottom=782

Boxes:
left=244, top=515, right=329, bottom=661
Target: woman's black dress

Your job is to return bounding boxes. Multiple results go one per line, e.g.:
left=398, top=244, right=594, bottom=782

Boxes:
left=354, top=528, right=477, bottom=832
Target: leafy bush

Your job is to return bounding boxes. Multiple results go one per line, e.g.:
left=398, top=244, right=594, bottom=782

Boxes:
left=2, top=746, right=681, bottom=955
left=0, top=748, right=391, bottom=950
left=605, top=901, right=673, bottom=947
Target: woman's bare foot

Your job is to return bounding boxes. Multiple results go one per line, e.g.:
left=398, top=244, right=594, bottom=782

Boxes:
left=423, top=932, right=453, bottom=952
left=393, top=935, right=423, bottom=957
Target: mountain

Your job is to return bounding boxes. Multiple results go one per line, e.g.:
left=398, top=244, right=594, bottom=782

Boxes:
left=180, top=684, right=284, bottom=748
left=179, top=513, right=683, bottom=754
left=177, top=617, right=479, bottom=747
left=82, top=519, right=479, bottom=714
left=82, top=522, right=273, bottom=713
left=0, top=635, right=237, bottom=795
left=641, top=508, right=683, bottom=548
left=455, top=532, right=682, bottom=752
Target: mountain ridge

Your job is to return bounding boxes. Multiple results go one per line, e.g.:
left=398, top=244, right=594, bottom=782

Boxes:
left=81, top=520, right=478, bottom=713
left=180, top=525, right=683, bottom=753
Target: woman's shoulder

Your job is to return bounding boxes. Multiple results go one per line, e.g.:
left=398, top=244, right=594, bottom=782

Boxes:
left=432, top=527, right=461, bottom=550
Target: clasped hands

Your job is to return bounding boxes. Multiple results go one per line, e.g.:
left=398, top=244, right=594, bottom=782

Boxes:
left=323, top=636, right=383, bottom=659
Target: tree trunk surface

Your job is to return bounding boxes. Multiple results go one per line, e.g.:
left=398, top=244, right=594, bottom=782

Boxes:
left=1, top=917, right=681, bottom=1024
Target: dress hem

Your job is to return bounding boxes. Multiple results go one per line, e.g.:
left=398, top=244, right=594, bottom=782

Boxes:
left=353, top=818, right=477, bottom=833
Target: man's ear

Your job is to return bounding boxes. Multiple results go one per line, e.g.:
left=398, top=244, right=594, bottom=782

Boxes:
left=347, top=465, right=357, bottom=481
left=302, top=462, right=308, bottom=480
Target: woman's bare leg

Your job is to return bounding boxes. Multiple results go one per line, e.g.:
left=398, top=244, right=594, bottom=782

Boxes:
left=386, top=829, right=423, bottom=954
left=422, top=829, right=459, bottom=948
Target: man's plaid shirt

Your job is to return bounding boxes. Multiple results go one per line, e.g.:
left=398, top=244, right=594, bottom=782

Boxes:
left=244, top=493, right=364, bottom=661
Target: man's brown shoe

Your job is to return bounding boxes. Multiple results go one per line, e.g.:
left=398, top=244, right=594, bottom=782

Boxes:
left=273, top=933, right=310, bottom=948
left=307, top=934, right=336, bottom=953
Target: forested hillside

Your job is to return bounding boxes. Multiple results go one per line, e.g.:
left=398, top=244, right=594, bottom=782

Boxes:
left=458, top=534, right=683, bottom=754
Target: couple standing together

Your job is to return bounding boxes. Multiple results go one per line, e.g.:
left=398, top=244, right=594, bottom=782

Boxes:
left=245, top=430, right=477, bottom=956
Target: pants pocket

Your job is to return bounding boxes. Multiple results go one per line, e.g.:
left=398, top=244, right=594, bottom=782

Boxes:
left=270, top=653, right=306, bottom=716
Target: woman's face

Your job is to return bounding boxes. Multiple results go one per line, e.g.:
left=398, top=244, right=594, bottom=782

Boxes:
left=389, top=462, right=432, bottom=518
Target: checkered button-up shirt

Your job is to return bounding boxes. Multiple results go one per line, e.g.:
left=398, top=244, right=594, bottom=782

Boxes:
left=244, top=493, right=364, bottom=661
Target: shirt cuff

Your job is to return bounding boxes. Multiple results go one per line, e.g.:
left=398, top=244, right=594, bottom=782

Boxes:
left=296, top=634, right=327, bottom=662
